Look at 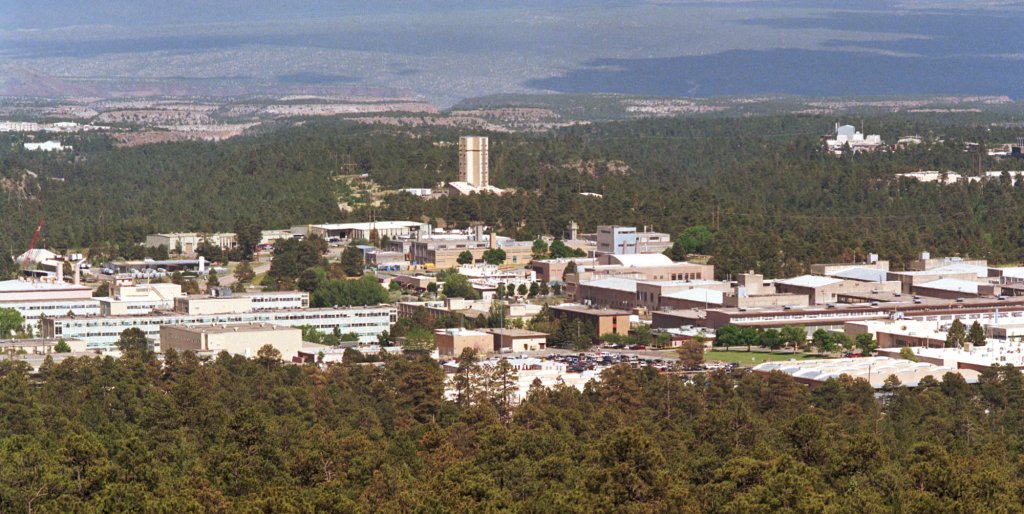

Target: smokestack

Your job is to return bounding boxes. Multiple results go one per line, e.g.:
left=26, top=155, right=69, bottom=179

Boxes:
left=198, top=256, right=206, bottom=273
left=74, top=260, right=81, bottom=285
left=489, top=232, right=497, bottom=249
left=56, top=259, right=64, bottom=283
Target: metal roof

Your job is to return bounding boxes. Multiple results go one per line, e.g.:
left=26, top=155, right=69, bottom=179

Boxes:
left=776, top=275, right=843, bottom=288
left=830, top=267, right=889, bottom=283
left=663, top=288, right=724, bottom=305
left=582, top=277, right=639, bottom=293
left=603, top=253, right=674, bottom=267
left=916, top=278, right=982, bottom=294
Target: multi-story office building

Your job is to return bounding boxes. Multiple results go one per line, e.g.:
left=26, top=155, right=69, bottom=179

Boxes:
left=0, top=279, right=100, bottom=325
left=595, top=226, right=672, bottom=255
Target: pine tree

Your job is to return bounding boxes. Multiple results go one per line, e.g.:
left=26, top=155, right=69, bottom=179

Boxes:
left=967, top=321, right=986, bottom=347
left=946, top=319, right=967, bottom=348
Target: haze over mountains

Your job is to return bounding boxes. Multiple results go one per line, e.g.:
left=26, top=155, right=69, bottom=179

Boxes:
left=2, top=1, right=1023, bottom=106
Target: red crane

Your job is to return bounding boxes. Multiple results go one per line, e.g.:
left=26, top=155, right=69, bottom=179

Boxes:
left=20, top=219, right=44, bottom=267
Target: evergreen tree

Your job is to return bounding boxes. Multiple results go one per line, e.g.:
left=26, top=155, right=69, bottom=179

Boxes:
left=340, top=244, right=365, bottom=277
left=233, top=260, right=255, bottom=284
left=968, top=321, right=986, bottom=347
left=946, top=319, right=967, bottom=348
left=457, top=251, right=474, bottom=265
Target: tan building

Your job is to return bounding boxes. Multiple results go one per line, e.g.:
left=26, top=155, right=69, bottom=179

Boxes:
left=845, top=320, right=947, bottom=349
left=529, top=258, right=598, bottom=283
left=173, top=295, right=252, bottom=315
left=145, top=232, right=237, bottom=252
left=887, top=269, right=983, bottom=294
left=773, top=275, right=901, bottom=305
left=402, top=238, right=533, bottom=269
left=549, top=304, right=631, bottom=338
left=435, top=328, right=493, bottom=358
left=159, top=323, right=303, bottom=360
left=459, top=136, right=489, bottom=187
left=100, top=282, right=183, bottom=315
left=483, top=328, right=548, bottom=352
left=0, top=338, right=88, bottom=355
left=907, top=253, right=987, bottom=272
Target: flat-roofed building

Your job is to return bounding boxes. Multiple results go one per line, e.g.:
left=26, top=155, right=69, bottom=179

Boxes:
left=145, top=232, right=237, bottom=253
left=40, top=305, right=396, bottom=352
left=482, top=328, right=548, bottom=352
left=529, top=258, right=598, bottom=283
left=887, top=266, right=987, bottom=294
left=912, top=278, right=997, bottom=300
left=906, top=253, right=987, bottom=272
left=435, top=328, right=492, bottom=358
left=754, top=357, right=978, bottom=388
left=811, top=258, right=889, bottom=277
left=300, top=221, right=427, bottom=242
left=774, top=275, right=901, bottom=305
left=160, top=323, right=303, bottom=360
left=0, top=337, right=88, bottom=355
left=549, top=303, right=631, bottom=338
left=98, top=282, right=183, bottom=315
left=0, top=279, right=99, bottom=323
left=844, top=319, right=948, bottom=349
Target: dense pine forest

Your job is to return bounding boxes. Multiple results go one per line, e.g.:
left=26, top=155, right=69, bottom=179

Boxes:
left=3, top=351, right=1024, bottom=512
left=3, top=113, right=1024, bottom=276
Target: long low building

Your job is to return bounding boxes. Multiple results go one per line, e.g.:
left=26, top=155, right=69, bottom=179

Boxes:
left=298, top=221, right=428, bottom=242
left=40, top=305, right=396, bottom=352
left=754, top=357, right=980, bottom=388
left=0, top=279, right=100, bottom=325
left=654, top=294, right=1024, bottom=333
left=160, top=323, right=303, bottom=360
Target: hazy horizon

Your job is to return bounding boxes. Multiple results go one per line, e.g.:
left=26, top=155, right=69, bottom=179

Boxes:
left=2, top=1, right=1023, bottom=105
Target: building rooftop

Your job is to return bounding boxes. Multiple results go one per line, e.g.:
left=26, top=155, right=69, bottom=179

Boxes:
left=776, top=275, right=843, bottom=288
left=550, top=303, right=631, bottom=316
left=830, top=267, right=889, bottom=283
left=895, top=263, right=989, bottom=278
left=662, top=288, right=724, bottom=305
left=435, top=328, right=489, bottom=337
left=754, top=356, right=979, bottom=388
left=916, top=278, right=983, bottom=294
left=0, top=279, right=91, bottom=292
left=602, top=253, right=675, bottom=267
left=311, top=221, right=423, bottom=230
left=902, top=339, right=1024, bottom=369
left=581, top=277, right=639, bottom=293
left=481, top=328, right=548, bottom=337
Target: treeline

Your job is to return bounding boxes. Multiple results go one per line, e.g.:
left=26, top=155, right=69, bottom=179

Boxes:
left=4, top=113, right=1024, bottom=277
left=3, top=350, right=1024, bottom=511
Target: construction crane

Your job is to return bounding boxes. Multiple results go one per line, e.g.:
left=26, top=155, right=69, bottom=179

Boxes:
left=19, top=219, right=44, bottom=267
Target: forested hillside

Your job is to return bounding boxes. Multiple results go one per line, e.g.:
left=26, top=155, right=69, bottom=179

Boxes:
left=2, top=352, right=1024, bottom=512
left=3, top=113, right=1024, bottom=276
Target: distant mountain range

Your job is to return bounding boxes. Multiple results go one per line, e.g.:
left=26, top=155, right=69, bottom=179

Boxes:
left=2, top=2, right=1023, bottom=105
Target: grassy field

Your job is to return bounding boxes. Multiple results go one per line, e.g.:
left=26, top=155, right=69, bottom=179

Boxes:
left=705, top=350, right=824, bottom=366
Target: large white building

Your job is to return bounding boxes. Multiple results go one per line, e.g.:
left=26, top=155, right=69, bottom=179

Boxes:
left=40, top=305, right=397, bottom=352
left=0, top=279, right=100, bottom=326
left=825, top=124, right=883, bottom=155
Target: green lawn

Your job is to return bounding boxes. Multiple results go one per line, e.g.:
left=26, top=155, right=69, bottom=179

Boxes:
left=705, top=350, right=825, bottom=366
